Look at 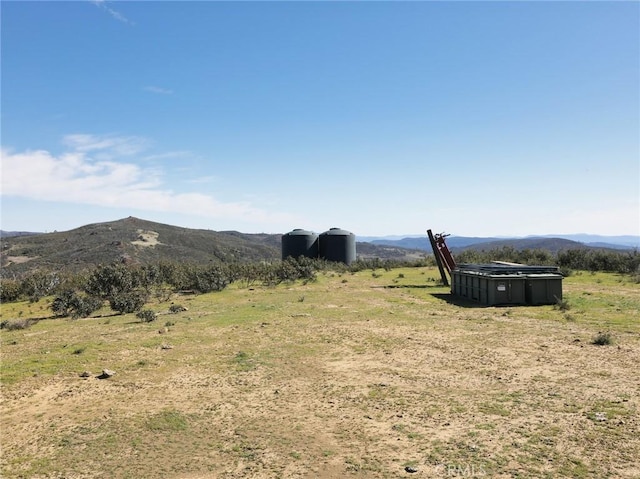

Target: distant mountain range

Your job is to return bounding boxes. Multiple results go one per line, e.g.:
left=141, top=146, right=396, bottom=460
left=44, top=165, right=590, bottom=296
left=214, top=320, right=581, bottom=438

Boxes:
left=361, top=234, right=639, bottom=252
left=0, top=230, right=40, bottom=238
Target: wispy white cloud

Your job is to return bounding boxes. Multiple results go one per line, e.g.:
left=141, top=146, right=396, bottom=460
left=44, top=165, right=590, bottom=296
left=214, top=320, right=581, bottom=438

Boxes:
left=0, top=135, right=296, bottom=226
left=144, top=86, right=173, bottom=95
left=63, top=134, right=148, bottom=156
left=91, top=0, right=134, bottom=25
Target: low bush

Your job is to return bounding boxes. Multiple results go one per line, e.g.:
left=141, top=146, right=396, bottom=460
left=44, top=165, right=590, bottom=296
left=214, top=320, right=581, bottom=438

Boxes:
left=0, top=279, right=22, bottom=303
left=592, top=332, right=613, bottom=346
left=109, top=291, right=147, bottom=314
left=51, top=290, right=103, bottom=319
left=136, top=309, right=158, bottom=323
left=553, top=297, right=571, bottom=312
left=169, top=304, right=188, bottom=314
left=21, top=270, right=61, bottom=302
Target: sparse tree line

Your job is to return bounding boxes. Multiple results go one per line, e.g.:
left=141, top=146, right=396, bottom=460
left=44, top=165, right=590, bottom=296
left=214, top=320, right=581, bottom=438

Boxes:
left=1, top=248, right=637, bottom=319
left=0, top=257, right=427, bottom=319
left=455, top=246, right=640, bottom=277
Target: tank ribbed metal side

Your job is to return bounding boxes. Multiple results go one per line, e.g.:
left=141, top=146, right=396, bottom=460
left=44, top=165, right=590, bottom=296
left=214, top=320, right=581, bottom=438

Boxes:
left=281, top=229, right=319, bottom=260
left=319, top=228, right=356, bottom=265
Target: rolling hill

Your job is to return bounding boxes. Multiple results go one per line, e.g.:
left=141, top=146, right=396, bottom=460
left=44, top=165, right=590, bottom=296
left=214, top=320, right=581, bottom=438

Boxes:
left=0, top=217, right=281, bottom=275
left=0, top=217, right=425, bottom=276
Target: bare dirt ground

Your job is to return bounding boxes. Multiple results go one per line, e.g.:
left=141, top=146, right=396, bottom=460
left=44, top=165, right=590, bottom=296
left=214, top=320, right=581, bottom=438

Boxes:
left=2, top=255, right=36, bottom=266
left=131, top=230, right=161, bottom=247
left=1, top=268, right=638, bottom=478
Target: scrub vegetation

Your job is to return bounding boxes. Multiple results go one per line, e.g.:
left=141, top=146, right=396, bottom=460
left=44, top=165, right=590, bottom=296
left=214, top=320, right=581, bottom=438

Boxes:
left=1, top=265, right=638, bottom=478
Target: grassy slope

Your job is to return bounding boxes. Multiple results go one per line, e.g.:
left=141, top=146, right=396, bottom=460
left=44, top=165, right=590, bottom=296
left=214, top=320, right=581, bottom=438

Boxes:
left=0, top=268, right=639, bottom=478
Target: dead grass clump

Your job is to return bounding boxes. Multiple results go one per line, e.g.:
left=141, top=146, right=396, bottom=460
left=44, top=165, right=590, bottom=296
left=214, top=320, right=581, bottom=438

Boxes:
left=0, top=318, right=33, bottom=331
left=554, top=297, right=571, bottom=312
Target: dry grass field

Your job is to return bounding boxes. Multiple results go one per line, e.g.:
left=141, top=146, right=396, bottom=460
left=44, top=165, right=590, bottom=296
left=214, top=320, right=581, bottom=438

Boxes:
left=1, top=267, right=638, bottom=478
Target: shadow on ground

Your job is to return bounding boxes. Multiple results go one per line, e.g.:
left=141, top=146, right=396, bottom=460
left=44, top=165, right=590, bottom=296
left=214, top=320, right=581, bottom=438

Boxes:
left=374, top=284, right=445, bottom=289
left=430, top=292, right=491, bottom=308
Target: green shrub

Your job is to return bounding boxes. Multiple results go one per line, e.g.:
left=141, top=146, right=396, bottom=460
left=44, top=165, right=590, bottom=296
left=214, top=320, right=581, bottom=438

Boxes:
left=51, top=290, right=103, bottom=319
left=136, top=309, right=157, bottom=323
left=0, top=279, right=22, bottom=303
left=109, top=291, right=147, bottom=314
left=181, top=264, right=231, bottom=293
left=168, top=304, right=187, bottom=314
left=74, top=295, right=103, bottom=319
left=592, top=332, right=613, bottom=346
left=21, top=270, right=61, bottom=302
left=558, top=267, right=573, bottom=277
left=85, top=263, right=139, bottom=299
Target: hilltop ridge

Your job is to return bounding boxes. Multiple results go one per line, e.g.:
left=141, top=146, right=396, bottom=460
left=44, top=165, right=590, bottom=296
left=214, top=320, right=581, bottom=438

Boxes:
left=1, top=217, right=281, bottom=274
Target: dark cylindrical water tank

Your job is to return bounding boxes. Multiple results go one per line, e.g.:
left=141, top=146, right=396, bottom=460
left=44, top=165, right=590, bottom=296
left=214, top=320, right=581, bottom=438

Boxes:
left=281, top=229, right=319, bottom=260
left=319, top=228, right=356, bottom=265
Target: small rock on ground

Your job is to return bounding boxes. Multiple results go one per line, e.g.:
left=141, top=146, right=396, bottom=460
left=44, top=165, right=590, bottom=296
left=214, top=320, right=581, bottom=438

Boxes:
left=97, top=369, right=115, bottom=379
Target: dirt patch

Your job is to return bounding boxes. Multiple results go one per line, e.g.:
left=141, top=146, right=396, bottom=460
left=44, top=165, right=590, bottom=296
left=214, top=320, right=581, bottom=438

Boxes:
left=131, top=229, right=161, bottom=247
left=3, top=255, right=36, bottom=264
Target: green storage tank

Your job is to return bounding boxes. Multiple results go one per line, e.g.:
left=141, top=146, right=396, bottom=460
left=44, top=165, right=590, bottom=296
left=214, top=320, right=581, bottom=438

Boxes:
left=281, top=229, right=319, bottom=260
left=319, top=228, right=356, bottom=265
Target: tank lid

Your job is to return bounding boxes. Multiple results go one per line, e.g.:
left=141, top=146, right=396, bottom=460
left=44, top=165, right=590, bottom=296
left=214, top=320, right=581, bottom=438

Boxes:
left=284, top=228, right=317, bottom=236
left=321, top=228, right=354, bottom=236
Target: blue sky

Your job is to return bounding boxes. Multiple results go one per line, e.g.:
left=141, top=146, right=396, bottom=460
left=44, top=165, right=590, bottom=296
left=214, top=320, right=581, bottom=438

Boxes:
left=1, top=1, right=638, bottom=237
